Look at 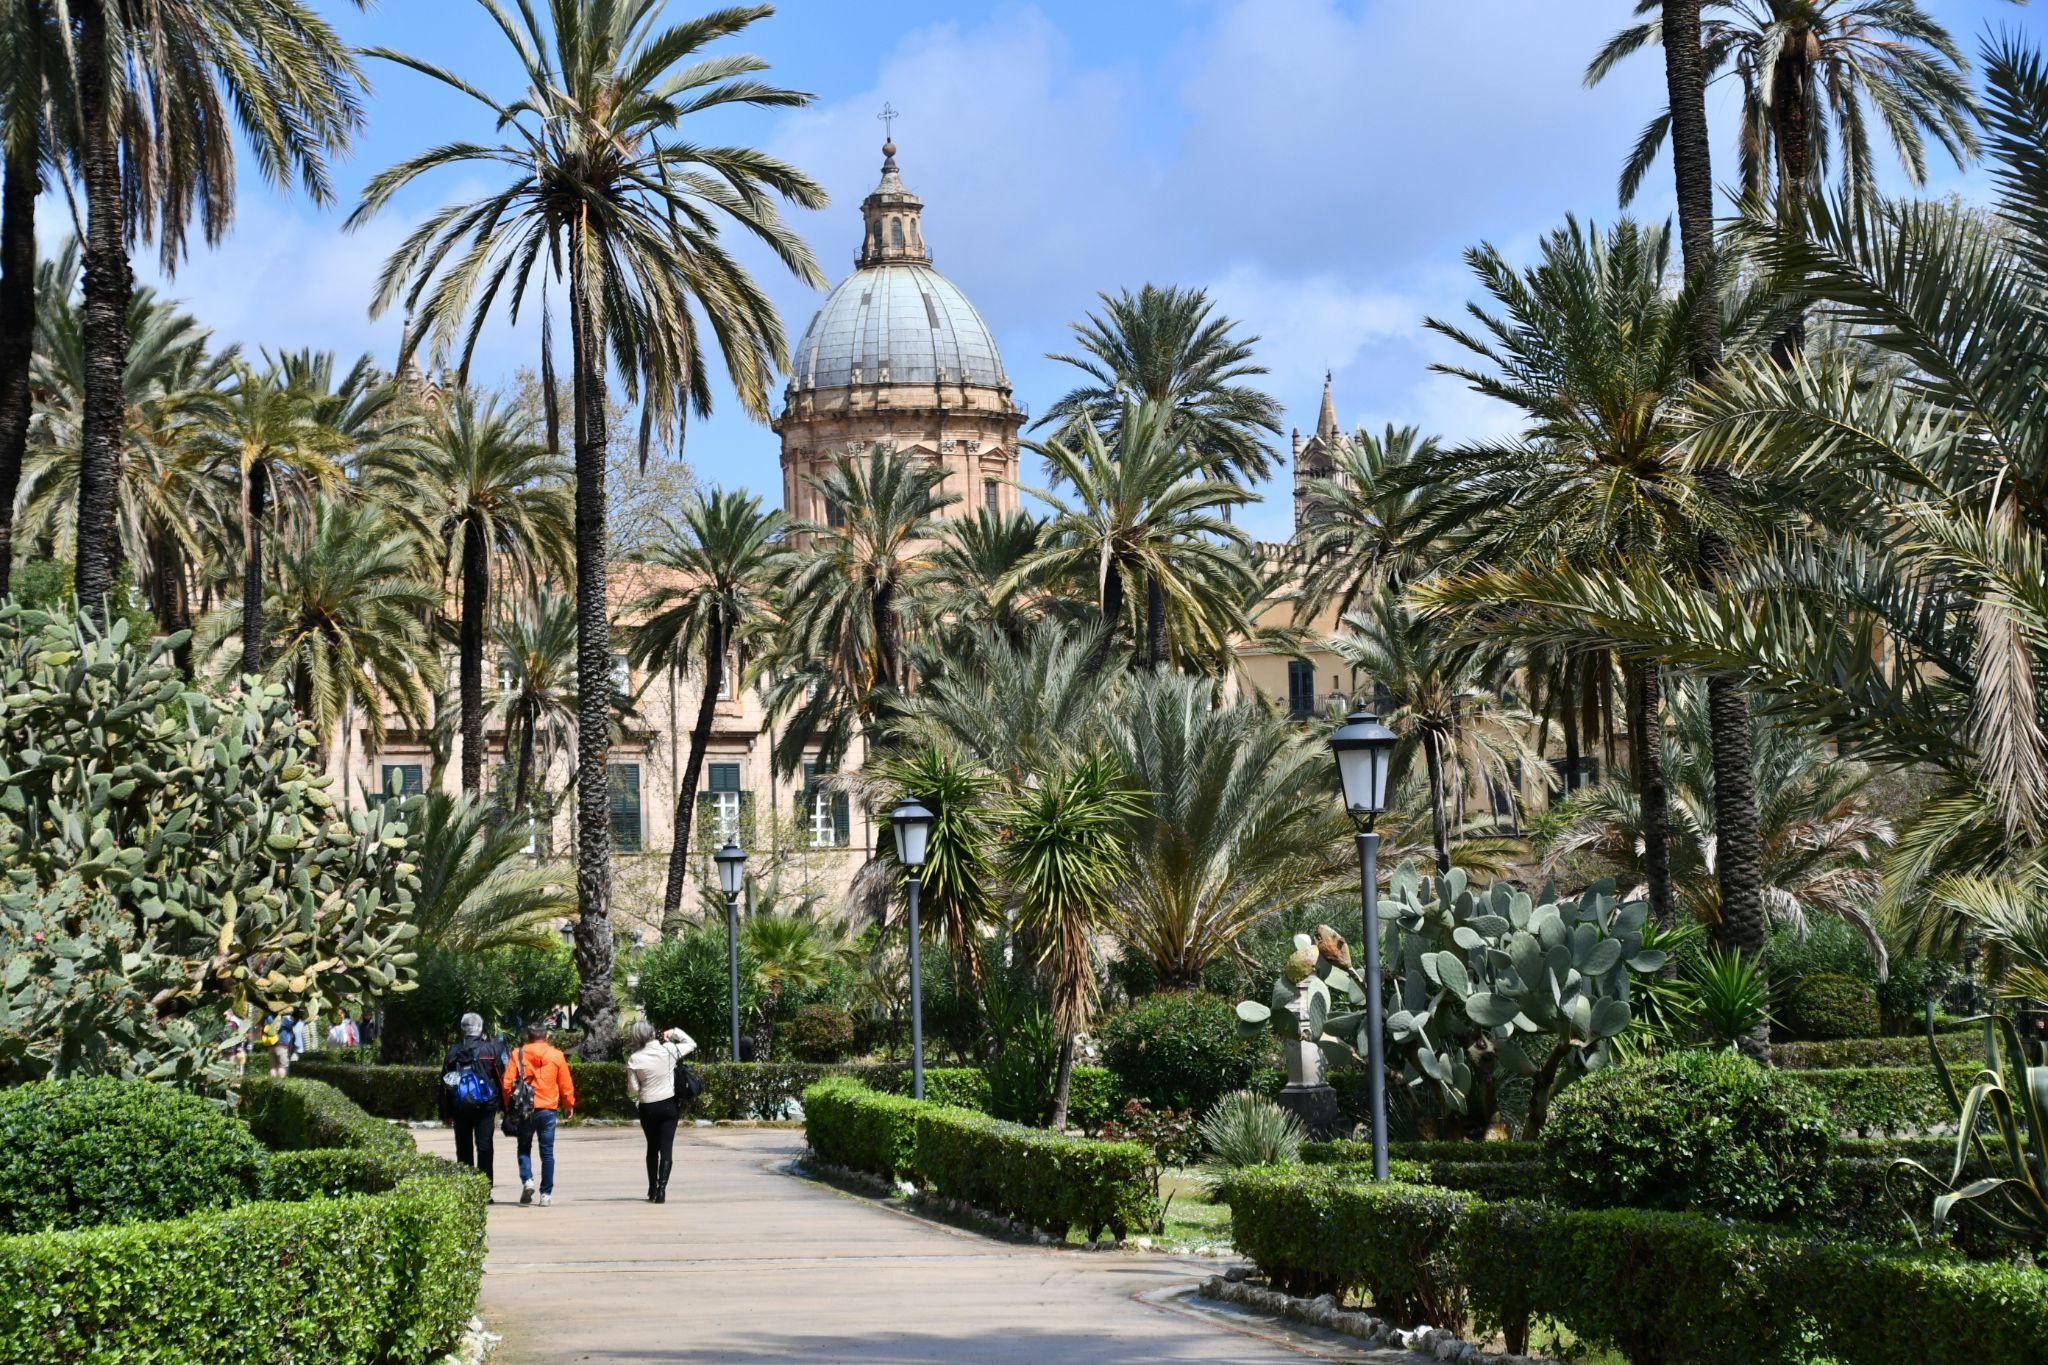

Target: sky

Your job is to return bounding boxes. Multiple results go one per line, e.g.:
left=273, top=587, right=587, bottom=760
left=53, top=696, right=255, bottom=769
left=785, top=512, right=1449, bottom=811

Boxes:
left=103, top=0, right=2039, bottom=545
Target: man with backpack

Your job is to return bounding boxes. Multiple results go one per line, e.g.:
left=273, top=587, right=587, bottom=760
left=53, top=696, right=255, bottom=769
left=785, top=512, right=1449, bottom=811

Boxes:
left=503, top=1021, right=575, bottom=1207
left=441, top=1013, right=508, bottom=1196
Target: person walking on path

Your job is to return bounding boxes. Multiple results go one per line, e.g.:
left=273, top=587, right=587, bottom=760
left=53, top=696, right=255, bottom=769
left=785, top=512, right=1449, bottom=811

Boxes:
left=505, top=1021, right=575, bottom=1207
left=441, top=1012, right=508, bottom=1197
left=625, top=1021, right=697, bottom=1203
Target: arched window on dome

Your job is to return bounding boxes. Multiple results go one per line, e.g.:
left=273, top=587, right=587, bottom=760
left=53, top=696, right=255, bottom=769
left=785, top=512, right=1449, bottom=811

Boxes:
left=890, top=217, right=905, bottom=249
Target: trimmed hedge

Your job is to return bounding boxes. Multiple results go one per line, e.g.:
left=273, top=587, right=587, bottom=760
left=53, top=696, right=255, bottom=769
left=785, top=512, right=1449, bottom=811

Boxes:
left=1225, top=1167, right=2048, bottom=1364
left=1781, top=971, right=1881, bottom=1041
left=800, top=1079, right=1158, bottom=1241
left=241, top=1075, right=413, bottom=1153
left=1791, top=1065, right=1953, bottom=1136
left=1305, top=1139, right=1540, bottom=1165
left=1099, top=992, right=1267, bottom=1115
left=1773, top=1031, right=1979, bottom=1070
left=1218, top=1166, right=1474, bottom=1325
left=0, top=1077, right=484, bottom=1365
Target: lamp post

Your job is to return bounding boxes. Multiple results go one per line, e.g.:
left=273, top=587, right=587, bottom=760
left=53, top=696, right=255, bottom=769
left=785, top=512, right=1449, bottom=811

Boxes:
left=714, top=841, right=747, bottom=1062
left=890, top=796, right=935, bottom=1100
left=1329, top=707, right=1398, bottom=1180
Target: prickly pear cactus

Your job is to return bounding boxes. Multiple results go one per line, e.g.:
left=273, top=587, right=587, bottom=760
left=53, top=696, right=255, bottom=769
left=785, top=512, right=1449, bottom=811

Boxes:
left=0, top=607, right=421, bottom=1089
left=1376, top=863, right=1660, bottom=1138
left=1235, top=924, right=1367, bottom=1087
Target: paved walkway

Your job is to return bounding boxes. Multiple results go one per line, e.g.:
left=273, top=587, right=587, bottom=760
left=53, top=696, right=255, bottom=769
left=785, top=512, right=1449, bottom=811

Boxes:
left=416, top=1124, right=1422, bottom=1364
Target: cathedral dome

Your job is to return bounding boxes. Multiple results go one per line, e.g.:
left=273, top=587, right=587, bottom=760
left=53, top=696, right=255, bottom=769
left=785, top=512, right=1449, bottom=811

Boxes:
left=789, top=262, right=1007, bottom=391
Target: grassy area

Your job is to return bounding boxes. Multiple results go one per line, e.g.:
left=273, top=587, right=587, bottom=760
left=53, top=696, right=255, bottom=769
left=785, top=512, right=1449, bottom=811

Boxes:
left=1156, top=1168, right=1232, bottom=1252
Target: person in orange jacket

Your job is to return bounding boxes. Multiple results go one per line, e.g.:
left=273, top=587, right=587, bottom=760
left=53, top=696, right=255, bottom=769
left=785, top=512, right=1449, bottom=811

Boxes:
left=504, top=1020, right=576, bottom=1206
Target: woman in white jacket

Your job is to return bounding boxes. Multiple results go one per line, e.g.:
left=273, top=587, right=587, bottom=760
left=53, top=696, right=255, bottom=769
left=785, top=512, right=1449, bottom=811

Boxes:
left=625, top=1021, right=697, bottom=1202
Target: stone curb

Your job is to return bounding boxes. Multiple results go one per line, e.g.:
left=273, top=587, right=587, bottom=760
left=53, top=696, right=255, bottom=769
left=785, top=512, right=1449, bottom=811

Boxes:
left=1195, top=1276, right=1554, bottom=1364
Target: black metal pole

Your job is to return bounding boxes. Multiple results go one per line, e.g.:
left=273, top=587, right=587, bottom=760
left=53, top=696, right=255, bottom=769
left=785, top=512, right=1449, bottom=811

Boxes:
left=1359, top=828, right=1388, bottom=1180
left=907, top=871, right=925, bottom=1100
left=726, top=890, right=741, bottom=1062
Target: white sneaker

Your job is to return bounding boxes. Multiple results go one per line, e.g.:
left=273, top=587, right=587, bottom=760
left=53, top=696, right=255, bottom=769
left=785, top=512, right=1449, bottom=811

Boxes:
left=520, top=1180, right=535, bottom=1205
left=538, top=1193, right=552, bottom=1207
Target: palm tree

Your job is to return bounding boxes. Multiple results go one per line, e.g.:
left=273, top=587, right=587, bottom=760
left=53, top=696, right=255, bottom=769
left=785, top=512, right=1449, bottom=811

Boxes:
left=1001, top=754, right=1144, bottom=1130
left=1023, top=399, right=1256, bottom=671
left=352, top=0, right=826, bottom=1057
left=741, top=909, right=841, bottom=1058
left=1547, top=679, right=1893, bottom=961
left=1038, top=283, right=1284, bottom=485
left=1588, top=0, right=1976, bottom=212
left=18, top=241, right=232, bottom=666
left=1327, top=592, right=1544, bottom=871
left=491, top=588, right=581, bottom=825
left=369, top=390, right=570, bottom=794
left=766, top=445, right=955, bottom=770
left=206, top=495, right=439, bottom=764
left=915, top=507, right=1051, bottom=646
left=1416, top=216, right=1739, bottom=923
left=197, top=359, right=352, bottom=676
left=1109, top=674, right=1348, bottom=989
left=855, top=742, right=1003, bottom=990
left=408, top=791, right=577, bottom=953
left=1291, top=424, right=1441, bottom=622
left=627, top=487, right=782, bottom=927
left=69, top=0, right=367, bottom=617
left=892, top=626, right=1118, bottom=787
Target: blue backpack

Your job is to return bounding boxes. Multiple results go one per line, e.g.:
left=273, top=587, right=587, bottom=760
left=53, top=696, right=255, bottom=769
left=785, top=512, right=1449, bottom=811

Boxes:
left=445, top=1046, right=497, bottom=1111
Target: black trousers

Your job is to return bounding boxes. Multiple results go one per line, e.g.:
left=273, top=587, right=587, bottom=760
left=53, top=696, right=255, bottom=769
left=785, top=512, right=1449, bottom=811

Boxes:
left=639, top=1097, right=680, bottom=1191
left=452, top=1108, right=496, bottom=1183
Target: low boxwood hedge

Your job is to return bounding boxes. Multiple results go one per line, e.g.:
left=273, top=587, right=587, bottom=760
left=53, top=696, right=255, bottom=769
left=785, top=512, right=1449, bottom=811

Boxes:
left=1772, top=1031, right=1979, bottom=1071
left=1790, top=1065, right=1953, bottom=1137
left=0, top=1077, right=484, bottom=1365
left=800, top=1079, right=1157, bottom=1241
left=1222, top=1167, right=2048, bottom=1365
left=1304, top=1139, right=1541, bottom=1165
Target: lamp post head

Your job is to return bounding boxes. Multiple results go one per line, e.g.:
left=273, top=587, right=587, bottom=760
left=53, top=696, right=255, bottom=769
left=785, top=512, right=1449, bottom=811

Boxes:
left=713, top=840, right=747, bottom=898
left=1329, top=709, right=1398, bottom=830
left=890, top=796, right=935, bottom=871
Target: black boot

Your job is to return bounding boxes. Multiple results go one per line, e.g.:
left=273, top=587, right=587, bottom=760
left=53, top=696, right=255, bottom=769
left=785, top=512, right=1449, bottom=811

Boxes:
left=654, top=1182, right=666, bottom=1204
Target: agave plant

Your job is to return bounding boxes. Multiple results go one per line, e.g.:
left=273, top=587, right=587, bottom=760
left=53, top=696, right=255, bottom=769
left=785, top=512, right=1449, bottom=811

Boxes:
left=1199, top=1090, right=1306, bottom=1174
left=1887, top=1009, right=2048, bottom=1249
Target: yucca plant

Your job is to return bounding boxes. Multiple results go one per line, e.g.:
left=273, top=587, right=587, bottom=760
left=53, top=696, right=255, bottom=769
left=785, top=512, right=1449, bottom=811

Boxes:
left=1886, top=1008, right=2048, bottom=1249
left=1692, top=946, right=1774, bottom=1046
left=1198, top=1090, right=1305, bottom=1174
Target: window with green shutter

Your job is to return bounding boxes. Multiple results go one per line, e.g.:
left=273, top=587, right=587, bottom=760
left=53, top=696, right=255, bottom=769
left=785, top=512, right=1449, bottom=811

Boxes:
left=802, top=760, right=851, bottom=848
left=375, top=763, right=424, bottom=804
left=703, top=762, right=746, bottom=845
left=609, top=762, right=642, bottom=852
left=1286, top=660, right=1316, bottom=720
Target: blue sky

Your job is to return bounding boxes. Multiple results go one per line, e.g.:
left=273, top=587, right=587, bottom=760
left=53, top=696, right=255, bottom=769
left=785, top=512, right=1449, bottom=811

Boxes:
left=116, top=0, right=2036, bottom=544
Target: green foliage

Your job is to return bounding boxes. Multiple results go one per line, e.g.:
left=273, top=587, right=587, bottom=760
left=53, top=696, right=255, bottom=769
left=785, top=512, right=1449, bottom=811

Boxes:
left=1098, top=1099, right=1201, bottom=1171
left=981, top=968, right=1061, bottom=1124
left=0, top=607, right=420, bottom=1089
left=0, top=1079, right=268, bottom=1233
left=1543, top=1051, right=1834, bottom=1221
left=1198, top=1091, right=1304, bottom=1171
left=1364, top=864, right=1657, bottom=1138
left=1100, top=991, right=1267, bottom=1116
left=240, top=1075, right=413, bottom=1154
left=1793, top=1064, right=1954, bottom=1137
left=1307, top=1139, right=1543, bottom=1165
left=802, top=1077, right=921, bottom=1179
left=378, top=941, right=577, bottom=1063
left=631, top=926, right=761, bottom=1059
left=920, top=1066, right=992, bottom=1112
left=1065, top=1065, right=1116, bottom=1134
left=1889, top=1013, right=2048, bottom=1249
left=1217, top=1166, right=1474, bottom=1325
left=1782, top=971, right=1882, bottom=1041
left=1773, top=1031, right=1980, bottom=1070
left=1689, top=946, right=1774, bottom=1046
left=782, top=1003, right=856, bottom=1062
left=910, top=1102, right=1158, bottom=1242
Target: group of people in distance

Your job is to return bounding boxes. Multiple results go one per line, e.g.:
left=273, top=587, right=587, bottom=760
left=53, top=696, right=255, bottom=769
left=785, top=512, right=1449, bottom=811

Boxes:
left=439, top=1015, right=697, bottom=1207
left=221, top=1008, right=369, bottom=1077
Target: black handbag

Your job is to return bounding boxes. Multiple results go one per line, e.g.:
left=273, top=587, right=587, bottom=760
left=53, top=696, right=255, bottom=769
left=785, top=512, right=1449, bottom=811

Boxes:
left=678, top=1062, right=703, bottom=1102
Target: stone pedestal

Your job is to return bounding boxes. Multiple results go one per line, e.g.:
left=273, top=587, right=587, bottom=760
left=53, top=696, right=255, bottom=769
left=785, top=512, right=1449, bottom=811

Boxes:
left=1274, top=1082, right=1342, bottom=1139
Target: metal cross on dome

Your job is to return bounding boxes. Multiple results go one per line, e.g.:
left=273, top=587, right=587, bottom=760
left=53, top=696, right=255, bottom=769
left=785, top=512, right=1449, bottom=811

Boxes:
left=877, top=102, right=899, bottom=138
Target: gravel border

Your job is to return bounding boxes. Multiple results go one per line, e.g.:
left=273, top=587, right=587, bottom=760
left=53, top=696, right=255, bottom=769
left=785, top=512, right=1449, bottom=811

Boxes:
left=1195, top=1276, right=1554, bottom=1364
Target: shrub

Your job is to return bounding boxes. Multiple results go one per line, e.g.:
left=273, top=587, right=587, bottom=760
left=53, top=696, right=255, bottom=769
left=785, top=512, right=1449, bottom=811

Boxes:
left=1218, top=1165, right=1473, bottom=1325
left=1066, top=1065, right=1116, bottom=1134
left=910, top=1103, right=1157, bottom=1241
left=1791, top=1064, right=1953, bottom=1137
left=1772, top=1031, right=1979, bottom=1070
left=1783, top=971, right=1881, bottom=1041
left=802, top=1077, right=921, bottom=1178
left=783, top=1003, right=856, bottom=1062
left=1099, top=991, right=1266, bottom=1116
left=632, top=928, right=762, bottom=1060
left=378, top=942, right=577, bottom=1063
left=1199, top=1091, right=1304, bottom=1171
left=921, top=1067, right=991, bottom=1112
left=0, top=1079, right=269, bottom=1234
left=1098, top=1099, right=1201, bottom=1170
left=1543, top=1050, right=1833, bottom=1221
left=240, top=1075, right=413, bottom=1153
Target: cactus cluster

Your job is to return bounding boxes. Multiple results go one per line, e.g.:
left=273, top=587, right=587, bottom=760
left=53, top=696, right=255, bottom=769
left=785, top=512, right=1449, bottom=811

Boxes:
left=1383, top=864, right=1660, bottom=1137
left=1233, top=923, right=1368, bottom=1086
left=0, top=607, right=421, bottom=1090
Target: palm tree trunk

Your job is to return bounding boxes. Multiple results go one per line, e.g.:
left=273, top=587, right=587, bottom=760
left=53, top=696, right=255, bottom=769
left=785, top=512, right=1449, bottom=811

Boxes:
left=1089, top=559, right=1125, bottom=672
left=568, top=238, right=617, bottom=1060
left=1050, top=1028, right=1077, bottom=1131
left=1424, top=729, right=1451, bottom=874
left=661, top=621, right=725, bottom=932
left=239, top=462, right=269, bottom=676
left=1664, top=0, right=1767, bottom=989
left=73, top=0, right=130, bottom=624
left=145, top=529, right=194, bottom=673
left=1143, top=574, right=1166, bottom=669
left=1627, top=657, right=1673, bottom=924
left=0, top=139, right=37, bottom=599
left=513, top=700, right=536, bottom=817
left=1561, top=654, right=1582, bottom=794
left=458, top=515, right=489, bottom=794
